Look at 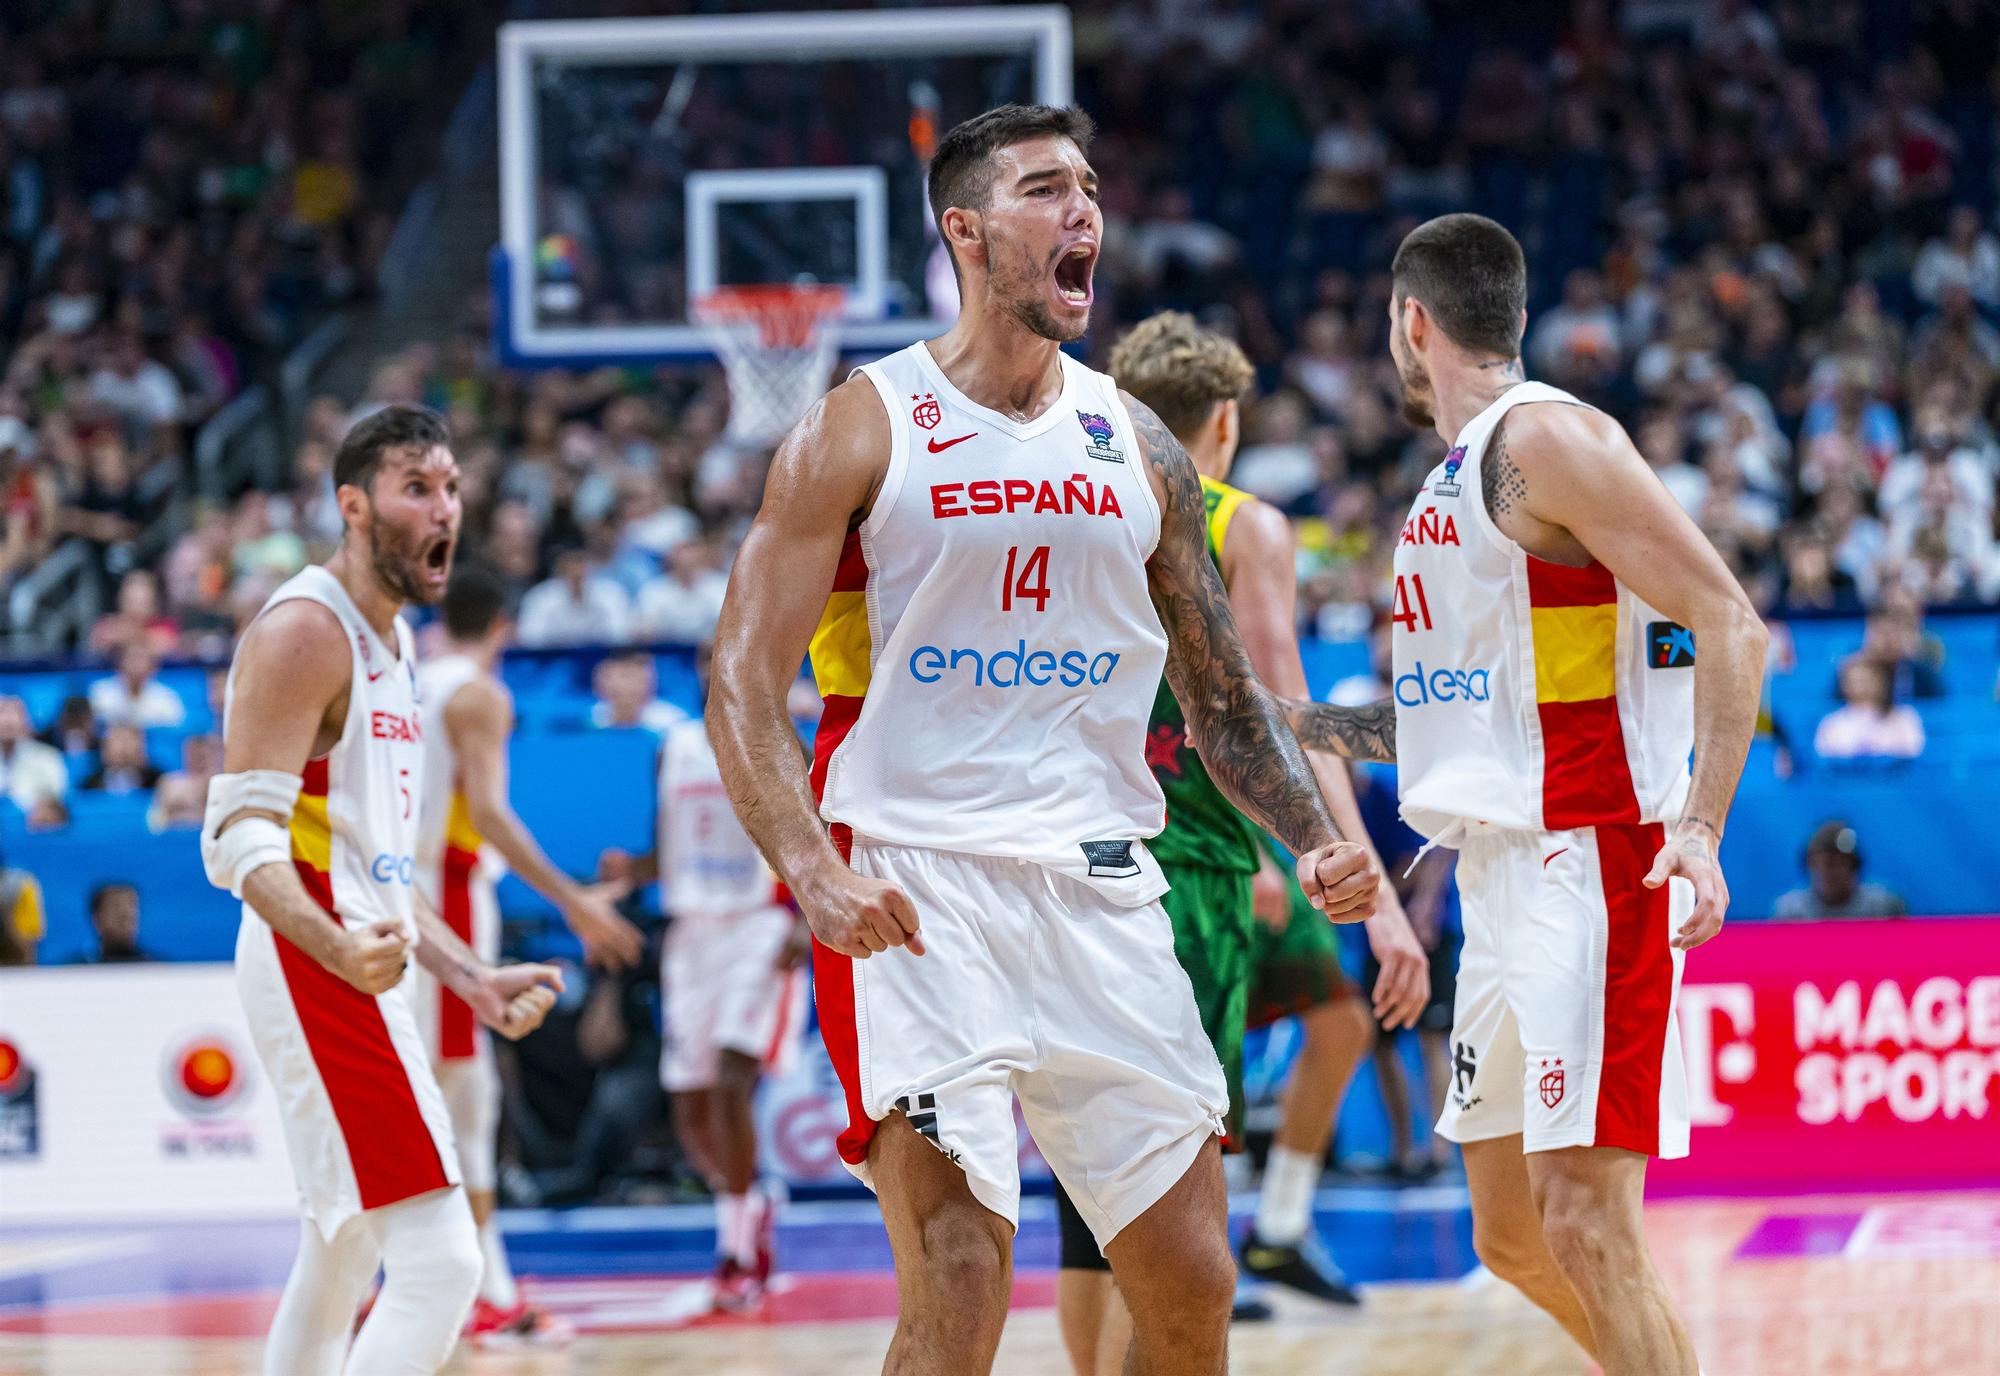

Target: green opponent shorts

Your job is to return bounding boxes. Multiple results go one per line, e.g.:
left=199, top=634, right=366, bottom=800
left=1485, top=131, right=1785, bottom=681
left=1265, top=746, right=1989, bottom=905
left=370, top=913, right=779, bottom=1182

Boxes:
left=1159, top=861, right=1255, bottom=1144
left=1248, top=841, right=1356, bottom=1030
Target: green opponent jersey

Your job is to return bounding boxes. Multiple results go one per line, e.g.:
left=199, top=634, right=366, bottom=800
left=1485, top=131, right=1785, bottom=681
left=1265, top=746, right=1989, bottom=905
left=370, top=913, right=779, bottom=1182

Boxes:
left=1146, top=475, right=1265, bottom=874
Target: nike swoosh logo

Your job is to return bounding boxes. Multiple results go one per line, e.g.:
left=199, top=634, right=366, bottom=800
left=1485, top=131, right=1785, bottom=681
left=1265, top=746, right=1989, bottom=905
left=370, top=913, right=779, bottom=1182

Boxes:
left=1543, top=848, right=1568, bottom=868
left=366, top=667, right=388, bottom=682
left=927, top=433, right=977, bottom=453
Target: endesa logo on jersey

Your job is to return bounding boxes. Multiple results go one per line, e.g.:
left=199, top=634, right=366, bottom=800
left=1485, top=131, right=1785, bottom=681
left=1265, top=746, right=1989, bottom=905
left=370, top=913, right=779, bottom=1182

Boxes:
left=908, top=640, right=1121, bottom=689
left=1394, top=661, right=1492, bottom=706
left=370, top=853, right=415, bottom=885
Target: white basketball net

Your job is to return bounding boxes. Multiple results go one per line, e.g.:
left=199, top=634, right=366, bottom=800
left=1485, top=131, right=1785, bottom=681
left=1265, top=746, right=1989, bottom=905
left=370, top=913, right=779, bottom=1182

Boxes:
left=694, top=284, right=846, bottom=447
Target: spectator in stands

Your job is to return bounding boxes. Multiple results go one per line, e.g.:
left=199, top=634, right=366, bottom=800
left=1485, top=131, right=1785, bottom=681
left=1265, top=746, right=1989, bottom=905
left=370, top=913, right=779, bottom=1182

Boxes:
left=0, top=413, right=55, bottom=585
left=1914, top=206, right=2000, bottom=307
left=1814, top=658, right=1925, bottom=760
left=0, top=844, right=43, bottom=964
left=88, top=642, right=186, bottom=729
left=1530, top=268, right=1624, bottom=387
left=518, top=547, right=632, bottom=648
left=60, top=429, right=147, bottom=581
left=89, top=332, right=183, bottom=439
left=1774, top=821, right=1909, bottom=920
left=81, top=882, right=154, bottom=963
left=81, top=723, right=161, bottom=795
left=149, top=772, right=207, bottom=833
left=1856, top=590, right=1949, bottom=699
left=39, top=695, right=97, bottom=762
left=87, top=570, right=178, bottom=658
left=633, top=540, right=728, bottom=645
left=0, top=696, right=66, bottom=827
left=587, top=653, right=686, bottom=735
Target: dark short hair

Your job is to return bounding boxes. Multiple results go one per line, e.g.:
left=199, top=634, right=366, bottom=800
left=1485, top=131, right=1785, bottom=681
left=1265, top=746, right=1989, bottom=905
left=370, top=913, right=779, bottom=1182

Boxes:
left=333, top=404, right=451, bottom=492
left=441, top=562, right=510, bottom=640
left=928, top=104, right=1096, bottom=268
left=89, top=881, right=137, bottom=918
left=1391, top=213, right=1528, bottom=358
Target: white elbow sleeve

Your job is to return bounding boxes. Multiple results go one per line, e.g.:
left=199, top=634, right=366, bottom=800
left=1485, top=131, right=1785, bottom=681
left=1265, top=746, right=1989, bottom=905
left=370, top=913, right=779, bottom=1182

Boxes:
left=201, top=770, right=304, bottom=898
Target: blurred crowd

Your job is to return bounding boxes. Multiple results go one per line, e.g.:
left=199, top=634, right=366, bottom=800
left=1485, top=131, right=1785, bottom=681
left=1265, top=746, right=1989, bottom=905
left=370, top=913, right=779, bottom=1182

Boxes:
left=0, top=0, right=489, bottom=592
left=5, top=0, right=2000, bottom=851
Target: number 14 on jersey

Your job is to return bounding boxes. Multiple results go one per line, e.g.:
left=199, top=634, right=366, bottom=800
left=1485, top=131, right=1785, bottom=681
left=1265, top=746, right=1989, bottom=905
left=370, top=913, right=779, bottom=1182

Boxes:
left=1002, top=545, right=1052, bottom=612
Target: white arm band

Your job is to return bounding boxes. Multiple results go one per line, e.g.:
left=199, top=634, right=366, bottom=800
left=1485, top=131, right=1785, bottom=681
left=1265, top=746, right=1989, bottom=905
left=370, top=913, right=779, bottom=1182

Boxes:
left=201, top=770, right=304, bottom=899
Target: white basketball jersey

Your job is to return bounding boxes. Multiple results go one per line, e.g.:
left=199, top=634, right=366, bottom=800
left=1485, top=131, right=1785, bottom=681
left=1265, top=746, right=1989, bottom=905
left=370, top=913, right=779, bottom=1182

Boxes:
left=1391, top=382, right=1694, bottom=840
left=228, top=565, right=425, bottom=936
left=808, top=341, right=1170, bottom=898
left=658, top=716, right=776, bottom=917
left=414, top=653, right=505, bottom=886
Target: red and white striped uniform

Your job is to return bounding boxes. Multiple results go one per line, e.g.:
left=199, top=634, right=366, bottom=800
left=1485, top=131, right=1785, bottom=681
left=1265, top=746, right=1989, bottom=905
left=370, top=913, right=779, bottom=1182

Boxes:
left=1396, top=383, right=1693, bottom=1158
left=411, top=653, right=507, bottom=1191
left=657, top=717, right=805, bottom=1091
left=232, top=567, right=459, bottom=1238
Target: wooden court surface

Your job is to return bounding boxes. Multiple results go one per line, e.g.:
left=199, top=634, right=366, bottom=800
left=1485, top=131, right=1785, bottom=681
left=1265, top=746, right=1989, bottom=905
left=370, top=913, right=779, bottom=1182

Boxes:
left=1, top=1193, right=1995, bottom=1375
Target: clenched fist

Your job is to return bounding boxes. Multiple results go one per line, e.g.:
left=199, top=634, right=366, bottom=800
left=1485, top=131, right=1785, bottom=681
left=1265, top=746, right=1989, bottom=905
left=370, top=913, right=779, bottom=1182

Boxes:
left=475, top=962, right=566, bottom=1040
left=337, top=921, right=411, bottom=995
left=1296, top=841, right=1378, bottom=922
left=800, top=867, right=925, bottom=960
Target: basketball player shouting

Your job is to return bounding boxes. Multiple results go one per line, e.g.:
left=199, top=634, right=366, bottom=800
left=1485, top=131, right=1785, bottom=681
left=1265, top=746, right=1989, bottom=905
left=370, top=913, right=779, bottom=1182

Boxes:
left=709, top=105, right=1379, bottom=1376
left=202, top=406, right=564, bottom=1376
left=413, top=562, right=642, bottom=1346
left=1052, top=310, right=1431, bottom=1373
left=1283, top=215, right=1765, bottom=1376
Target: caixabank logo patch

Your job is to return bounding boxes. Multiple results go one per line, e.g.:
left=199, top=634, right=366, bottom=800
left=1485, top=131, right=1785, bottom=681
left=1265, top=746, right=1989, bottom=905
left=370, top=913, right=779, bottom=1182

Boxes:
left=0, top=1036, right=39, bottom=1159
left=159, top=1031, right=256, bottom=1157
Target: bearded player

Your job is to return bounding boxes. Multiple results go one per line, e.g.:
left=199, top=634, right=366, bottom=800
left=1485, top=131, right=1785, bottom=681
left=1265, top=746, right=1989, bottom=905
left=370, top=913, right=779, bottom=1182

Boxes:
left=1283, top=214, right=1763, bottom=1376
left=1052, top=311, right=1431, bottom=1373
left=413, top=562, right=643, bottom=1346
left=202, top=405, right=564, bottom=1376
left=708, top=104, right=1379, bottom=1376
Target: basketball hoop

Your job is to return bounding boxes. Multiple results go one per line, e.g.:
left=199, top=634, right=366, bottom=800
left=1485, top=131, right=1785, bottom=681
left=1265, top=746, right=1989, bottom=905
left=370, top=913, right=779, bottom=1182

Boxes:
left=694, top=283, right=846, bottom=447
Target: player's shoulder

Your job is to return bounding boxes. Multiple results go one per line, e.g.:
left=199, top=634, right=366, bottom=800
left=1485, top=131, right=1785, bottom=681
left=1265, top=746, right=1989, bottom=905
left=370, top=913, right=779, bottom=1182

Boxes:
left=235, top=595, right=349, bottom=681
left=441, top=670, right=510, bottom=725
left=1500, top=394, right=1630, bottom=461
left=792, top=372, right=891, bottom=457
left=1219, top=489, right=1292, bottom=555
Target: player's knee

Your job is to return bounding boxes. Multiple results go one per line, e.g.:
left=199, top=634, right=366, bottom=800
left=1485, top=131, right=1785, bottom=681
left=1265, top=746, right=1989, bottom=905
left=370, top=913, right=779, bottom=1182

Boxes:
left=1534, top=1184, right=1623, bottom=1283
left=915, top=1213, right=1010, bottom=1319
left=1174, top=1229, right=1237, bottom=1326
left=1472, top=1215, right=1554, bottom=1289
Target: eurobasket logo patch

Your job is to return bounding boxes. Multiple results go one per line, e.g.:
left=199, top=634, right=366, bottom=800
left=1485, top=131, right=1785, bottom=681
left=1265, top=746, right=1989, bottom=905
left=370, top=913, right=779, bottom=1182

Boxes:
left=0, top=1036, right=39, bottom=1159
left=1648, top=620, right=1696, bottom=669
left=1076, top=411, right=1125, bottom=463
left=1434, top=445, right=1467, bottom=498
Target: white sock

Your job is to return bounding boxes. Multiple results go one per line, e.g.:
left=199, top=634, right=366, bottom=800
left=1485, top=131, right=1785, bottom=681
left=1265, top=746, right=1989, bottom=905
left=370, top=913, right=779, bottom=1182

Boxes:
left=733, top=1188, right=770, bottom=1266
left=1255, top=1145, right=1322, bottom=1246
left=476, top=1215, right=518, bottom=1308
left=716, top=1193, right=745, bottom=1263
left=348, top=1188, right=483, bottom=1375
left=1222, top=1149, right=1253, bottom=1192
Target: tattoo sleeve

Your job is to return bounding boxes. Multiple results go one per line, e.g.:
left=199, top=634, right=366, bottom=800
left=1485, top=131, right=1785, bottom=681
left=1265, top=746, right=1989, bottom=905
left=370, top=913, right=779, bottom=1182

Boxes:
left=1282, top=697, right=1398, bottom=763
left=1130, top=395, right=1342, bottom=855
left=1482, top=417, right=1528, bottom=520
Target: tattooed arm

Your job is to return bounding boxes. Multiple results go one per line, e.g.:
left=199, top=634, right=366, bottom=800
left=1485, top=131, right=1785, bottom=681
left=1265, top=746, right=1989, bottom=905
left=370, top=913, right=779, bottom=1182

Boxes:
left=1280, top=696, right=1397, bottom=763
left=1126, top=392, right=1378, bottom=920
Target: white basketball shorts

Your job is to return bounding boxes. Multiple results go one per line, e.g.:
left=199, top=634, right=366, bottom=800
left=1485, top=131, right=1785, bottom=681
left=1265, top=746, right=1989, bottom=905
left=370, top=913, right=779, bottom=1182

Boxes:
left=236, top=910, right=460, bottom=1241
left=814, top=837, right=1228, bottom=1250
left=1436, top=821, right=1691, bottom=1158
left=661, top=904, right=808, bottom=1092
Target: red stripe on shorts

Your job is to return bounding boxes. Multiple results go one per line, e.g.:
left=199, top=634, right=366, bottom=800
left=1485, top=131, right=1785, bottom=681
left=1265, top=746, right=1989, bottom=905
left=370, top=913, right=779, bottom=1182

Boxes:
left=273, top=913, right=451, bottom=1211
left=437, top=847, right=480, bottom=1061
left=812, top=823, right=876, bottom=1166
left=1593, top=821, right=1673, bottom=1155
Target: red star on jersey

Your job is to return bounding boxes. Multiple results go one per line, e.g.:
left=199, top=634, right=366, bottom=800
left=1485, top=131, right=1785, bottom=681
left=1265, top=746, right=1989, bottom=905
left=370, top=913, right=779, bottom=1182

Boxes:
left=1145, top=723, right=1187, bottom=775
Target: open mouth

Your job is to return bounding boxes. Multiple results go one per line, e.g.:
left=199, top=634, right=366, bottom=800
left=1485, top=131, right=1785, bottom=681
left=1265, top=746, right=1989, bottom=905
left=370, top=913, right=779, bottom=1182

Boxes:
left=422, top=536, right=452, bottom=579
left=1054, top=243, right=1096, bottom=307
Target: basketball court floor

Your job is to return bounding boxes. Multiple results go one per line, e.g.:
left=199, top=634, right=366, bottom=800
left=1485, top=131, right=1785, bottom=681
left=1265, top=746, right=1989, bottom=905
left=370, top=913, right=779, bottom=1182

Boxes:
left=4, top=1186, right=1995, bottom=1375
